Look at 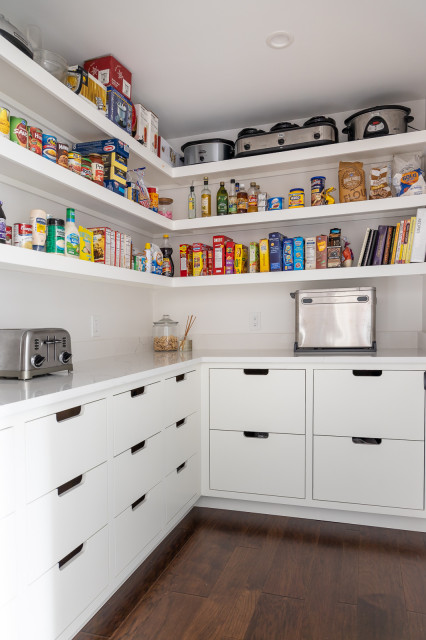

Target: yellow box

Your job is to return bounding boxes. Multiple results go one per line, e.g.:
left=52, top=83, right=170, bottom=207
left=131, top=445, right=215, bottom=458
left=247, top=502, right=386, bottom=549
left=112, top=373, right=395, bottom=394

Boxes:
left=259, top=239, right=270, bottom=272
left=78, top=226, right=94, bottom=261
left=234, top=244, right=248, bottom=274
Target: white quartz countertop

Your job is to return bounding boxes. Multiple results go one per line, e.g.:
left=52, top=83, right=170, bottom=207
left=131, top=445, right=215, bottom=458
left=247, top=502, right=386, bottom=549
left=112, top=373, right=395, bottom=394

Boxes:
left=1, top=347, right=426, bottom=420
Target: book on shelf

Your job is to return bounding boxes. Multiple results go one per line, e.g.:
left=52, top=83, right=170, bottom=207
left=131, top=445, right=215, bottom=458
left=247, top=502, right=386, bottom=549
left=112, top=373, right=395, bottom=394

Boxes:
left=358, top=228, right=371, bottom=266
left=411, top=208, right=426, bottom=263
left=365, top=229, right=378, bottom=266
left=390, top=222, right=400, bottom=264
left=405, top=216, right=416, bottom=263
left=372, top=225, right=388, bottom=266
left=361, top=230, right=373, bottom=266
left=382, top=226, right=395, bottom=265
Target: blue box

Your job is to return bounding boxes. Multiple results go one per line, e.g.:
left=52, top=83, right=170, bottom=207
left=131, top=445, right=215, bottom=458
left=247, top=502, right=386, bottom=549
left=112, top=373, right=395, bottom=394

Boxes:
left=293, top=237, right=304, bottom=270
left=283, top=238, right=294, bottom=271
left=106, top=86, right=133, bottom=135
left=73, top=138, right=129, bottom=158
left=268, top=232, right=285, bottom=271
left=104, top=179, right=125, bottom=197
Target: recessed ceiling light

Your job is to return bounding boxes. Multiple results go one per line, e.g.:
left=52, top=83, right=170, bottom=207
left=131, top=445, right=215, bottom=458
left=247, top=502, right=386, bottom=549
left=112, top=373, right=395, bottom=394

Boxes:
left=266, top=31, right=294, bottom=49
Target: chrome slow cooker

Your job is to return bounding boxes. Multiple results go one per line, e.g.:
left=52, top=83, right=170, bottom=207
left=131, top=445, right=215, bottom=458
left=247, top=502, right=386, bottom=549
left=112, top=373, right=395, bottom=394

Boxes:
left=181, top=138, right=234, bottom=165
left=342, top=105, right=413, bottom=140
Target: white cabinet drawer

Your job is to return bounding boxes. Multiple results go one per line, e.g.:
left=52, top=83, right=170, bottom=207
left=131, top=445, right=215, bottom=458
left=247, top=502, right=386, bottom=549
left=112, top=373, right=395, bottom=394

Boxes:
left=26, top=399, right=107, bottom=502
left=113, top=381, right=163, bottom=456
left=26, top=463, right=108, bottom=583
left=314, top=370, right=425, bottom=440
left=26, top=525, right=109, bottom=640
left=0, top=514, right=16, bottom=608
left=164, top=453, right=200, bottom=523
left=164, top=369, right=200, bottom=427
left=210, top=430, right=305, bottom=498
left=313, top=435, right=424, bottom=509
left=114, top=432, right=163, bottom=516
left=114, top=482, right=164, bottom=576
left=210, top=369, right=305, bottom=434
left=0, top=427, right=15, bottom=519
left=164, top=411, right=199, bottom=477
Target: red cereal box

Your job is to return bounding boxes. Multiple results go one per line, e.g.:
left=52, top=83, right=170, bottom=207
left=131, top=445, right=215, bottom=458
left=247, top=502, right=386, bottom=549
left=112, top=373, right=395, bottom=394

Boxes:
left=180, top=244, right=193, bottom=277
left=206, top=245, right=213, bottom=275
left=213, top=234, right=233, bottom=275
left=193, top=242, right=208, bottom=276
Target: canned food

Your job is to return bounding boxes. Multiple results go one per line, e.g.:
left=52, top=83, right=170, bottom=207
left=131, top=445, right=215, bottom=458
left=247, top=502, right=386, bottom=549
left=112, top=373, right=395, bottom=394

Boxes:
left=267, top=196, right=285, bottom=210
left=311, top=176, right=326, bottom=206
left=0, top=107, right=10, bottom=138
left=56, top=142, right=69, bottom=168
left=88, top=153, right=104, bottom=185
left=68, top=151, right=81, bottom=174
left=46, top=218, right=65, bottom=254
left=28, top=127, right=42, bottom=155
left=42, top=134, right=57, bottom=162
left=288, top=188, right=304, bottom=208
left=13, top=223, right=32, bottom=249
left=9, top=117, right=28, bottom=147
left=81, top=156, right=92, bottom=180
left=5, top=226, right=12, bottom=245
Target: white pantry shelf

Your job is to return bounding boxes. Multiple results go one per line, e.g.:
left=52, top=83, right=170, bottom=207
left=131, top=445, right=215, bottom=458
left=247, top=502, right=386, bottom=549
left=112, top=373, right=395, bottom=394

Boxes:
left=1, top=244, right=425, bottom=290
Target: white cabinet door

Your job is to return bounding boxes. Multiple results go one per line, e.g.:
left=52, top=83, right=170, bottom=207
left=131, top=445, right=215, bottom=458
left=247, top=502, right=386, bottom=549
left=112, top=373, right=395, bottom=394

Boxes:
left=313, top=435, right=424, bottom=509
left=113, top=431, right=163, bottom=517
left=26, top=525, right=109, bottom=640
left=210, top=369, right=305, bottom=434
left=210, top=430, right=305, bottom=498
left=26, top=462, right=108, bottom=583
left=114, top=482, right=165, bottom=576
left=26, top=399, right=107, bottom=502
left=164, top=370, right=200, bottom=427
left=0, top=427, right=15, bottom=519
left=164, top=411, right=200, bottom=477
left=164, top=453, right=200, bottom=523
left=314, top=370, right=425, bottom=440
left=0, top=514, right=16, bottom=608
left=112, top=381, right=163, bottom=456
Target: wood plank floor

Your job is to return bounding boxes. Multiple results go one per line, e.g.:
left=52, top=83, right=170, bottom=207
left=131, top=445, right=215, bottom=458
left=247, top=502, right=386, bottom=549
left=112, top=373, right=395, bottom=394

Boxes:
left=74, top=507, right=426, bottom=640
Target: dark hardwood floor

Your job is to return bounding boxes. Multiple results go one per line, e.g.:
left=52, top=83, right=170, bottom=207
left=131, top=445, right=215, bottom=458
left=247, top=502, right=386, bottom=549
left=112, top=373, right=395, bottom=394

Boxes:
left=74, top=507, right=426, bottom=640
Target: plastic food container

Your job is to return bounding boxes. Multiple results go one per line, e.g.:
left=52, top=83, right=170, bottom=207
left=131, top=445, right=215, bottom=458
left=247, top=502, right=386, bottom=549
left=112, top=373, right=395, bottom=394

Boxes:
left=34, top=49, right=68, bottom=82
left=158, top=197, right=173, bottom=219
left=153, top=314, right=179, bottom=351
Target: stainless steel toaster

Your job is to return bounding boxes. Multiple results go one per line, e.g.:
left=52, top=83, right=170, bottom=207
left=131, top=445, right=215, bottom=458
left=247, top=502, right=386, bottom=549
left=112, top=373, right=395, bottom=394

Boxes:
left=291, top=287, right=376, bottom=353
left=0, top=328, right=73, bottom=379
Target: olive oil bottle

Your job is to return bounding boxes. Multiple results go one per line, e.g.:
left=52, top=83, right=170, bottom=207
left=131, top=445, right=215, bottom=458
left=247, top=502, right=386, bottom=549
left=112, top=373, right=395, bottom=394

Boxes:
left=216, top=181, right=228, bottom=215
left=201, top=177, right=211, bottom=217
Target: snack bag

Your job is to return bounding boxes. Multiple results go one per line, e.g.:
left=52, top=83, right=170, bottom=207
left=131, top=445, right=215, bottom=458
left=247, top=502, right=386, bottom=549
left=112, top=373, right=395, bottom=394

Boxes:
left=369, top=164, right=392, bottom=199
left=126, top=167, right=151, bottom=208
left=392, top=153, right=426, bottom=197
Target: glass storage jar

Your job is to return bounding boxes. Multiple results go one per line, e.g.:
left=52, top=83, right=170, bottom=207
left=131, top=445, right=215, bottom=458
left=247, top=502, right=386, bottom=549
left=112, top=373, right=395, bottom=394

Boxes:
left=158, top=197, right=173, bottom=219
left=153, top=314, right=179, bottom=351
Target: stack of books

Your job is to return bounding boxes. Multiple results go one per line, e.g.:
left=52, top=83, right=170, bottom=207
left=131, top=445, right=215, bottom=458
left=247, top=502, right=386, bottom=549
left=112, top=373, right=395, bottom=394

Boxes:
left=358, top=208, right=426, bottom=267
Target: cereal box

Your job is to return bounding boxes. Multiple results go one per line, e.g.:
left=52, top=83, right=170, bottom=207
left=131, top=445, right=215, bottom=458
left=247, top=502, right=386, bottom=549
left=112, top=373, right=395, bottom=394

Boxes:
left=259, top=239, right=270, bottom=272
left=193, top=242, right=207, bottom=276
left=206, top=245, right=213, bottom=275
left=305, top=237, right=316, bottom=270
left=88, top=227, right=112, bottom=264
left=234, top=244, right=248, bottom=274
left=180, top=244, right=193, bottom=277
left=316, top=235, right=328, bottom=269
left=249, top=242, right=260, bottom=273
left=268, top=232, right=285, bottom=271
left=213, top=235, right=233, bottom=275
left=293, top=237, right=304, bottom=270
left=225, top=241, right=235, bottom=274
left=283, top=238, right=294, bottom=271
left=115, top=231, right=121, bottom=267
left=124, top=234, right=132, bottom=269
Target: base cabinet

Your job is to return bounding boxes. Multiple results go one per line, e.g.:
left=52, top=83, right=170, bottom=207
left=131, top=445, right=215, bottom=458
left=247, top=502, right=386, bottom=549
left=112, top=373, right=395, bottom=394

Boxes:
left=313, top=435, right=425, bottom=510
left=164, top=453, right=200, bottom=523
left=210, top=430, right=305, bottom=498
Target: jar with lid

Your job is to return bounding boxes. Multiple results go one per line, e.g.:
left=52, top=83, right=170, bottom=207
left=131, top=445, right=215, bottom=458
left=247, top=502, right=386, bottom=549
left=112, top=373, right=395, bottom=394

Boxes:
left=153, top=314, right=179, bottom=351
left=158, top=197, right=173, bottom=219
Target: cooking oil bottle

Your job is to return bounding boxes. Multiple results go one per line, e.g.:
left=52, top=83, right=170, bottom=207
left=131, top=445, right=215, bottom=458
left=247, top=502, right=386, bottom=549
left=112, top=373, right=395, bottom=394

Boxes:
left=201, top=176, right=211, bottom=217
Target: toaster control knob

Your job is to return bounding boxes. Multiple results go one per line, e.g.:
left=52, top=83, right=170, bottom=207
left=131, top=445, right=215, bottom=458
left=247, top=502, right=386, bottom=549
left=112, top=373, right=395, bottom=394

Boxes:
left=59, top=351, right=72, bottom=365
left=314, top=132, right=321, bottom=139
left=199, top=155, right=205, bottom=162
left=31, top=354, right=46, bottom=368
left=278, top=138, right=285, bottom=145
left=244, top=143, right=251, bottom=150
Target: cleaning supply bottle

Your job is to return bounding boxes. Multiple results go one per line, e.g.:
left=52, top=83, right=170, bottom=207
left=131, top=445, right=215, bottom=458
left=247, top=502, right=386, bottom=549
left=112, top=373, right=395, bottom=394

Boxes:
left=160, top=234, right=174, bottom=277
left=65, top=207, right=80, bottom=258
left=143, top=243, right=152, bottom=273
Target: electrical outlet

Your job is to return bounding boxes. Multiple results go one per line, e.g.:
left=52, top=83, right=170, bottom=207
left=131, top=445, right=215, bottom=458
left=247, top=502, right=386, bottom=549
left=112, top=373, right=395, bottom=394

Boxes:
left=91, top=315, right=101, bottom=338
left=249, top=311, right=261, bottom=331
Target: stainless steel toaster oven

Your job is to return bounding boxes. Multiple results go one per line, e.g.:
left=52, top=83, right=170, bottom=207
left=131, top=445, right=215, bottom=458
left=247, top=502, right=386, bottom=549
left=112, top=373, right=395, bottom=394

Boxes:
left=291, top=287, right=376, bottom=353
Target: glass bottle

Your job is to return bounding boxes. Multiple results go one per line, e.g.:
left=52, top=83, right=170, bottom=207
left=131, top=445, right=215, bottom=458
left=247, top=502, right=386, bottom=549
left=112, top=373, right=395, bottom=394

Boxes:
left=188, top=185, right=196, bottom=219
left=228, top=179, right=237, bottom=214
left=248, top=182, right=258, bottom=212
left=160, top=234, right=174, bottom=277
left=237, top=183, right=248, bottom=213
left=65, top=207, right=80, bottom=258
left=0, top=201, right=6, bottom=244
left=201, top=176, right=211, bottom=217
left=216, top=181, right=228, bottom=215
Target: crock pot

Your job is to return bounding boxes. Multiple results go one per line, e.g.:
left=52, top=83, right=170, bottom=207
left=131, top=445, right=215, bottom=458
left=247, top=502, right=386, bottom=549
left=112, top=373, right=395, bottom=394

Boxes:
left=342, top=105, right=413, bottom=140
left=181, top=138, right=234, bottom=165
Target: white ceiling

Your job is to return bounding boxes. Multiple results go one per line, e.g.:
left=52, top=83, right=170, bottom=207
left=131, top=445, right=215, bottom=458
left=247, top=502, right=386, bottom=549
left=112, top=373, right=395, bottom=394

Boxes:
left=3, top=0, right=426, bottom=140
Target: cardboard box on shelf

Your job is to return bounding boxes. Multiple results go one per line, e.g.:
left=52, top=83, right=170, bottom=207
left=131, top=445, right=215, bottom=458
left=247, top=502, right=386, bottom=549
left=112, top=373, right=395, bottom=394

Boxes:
left=134, top=104, right=159, bottom=155
left=180, top=244, right=193, bottom=277
left=84, top=55, right=132, bottom=99
left=88, top=227, right=112, bottom=265
left=305, top=237, right=316, bottom=270
left=283, top=238, right=294, bottom=271
left=65, top=66, right=107, bottom=112
left=316, top=235, right=328, bottom=269
left=106, top=86, right=133, bottom=135
left=259, top=239, right=269, bottom=272
left=213, top=235, right=233, bottom=275
left=249, top=242, right=260, bottom=273
left=193, top=243, right=208, bottom=276
left=73, top=138, right=129, bottom=159
left=234, top=244, right=248, bottom=274
left=158, top=137, right=183, bottom=168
